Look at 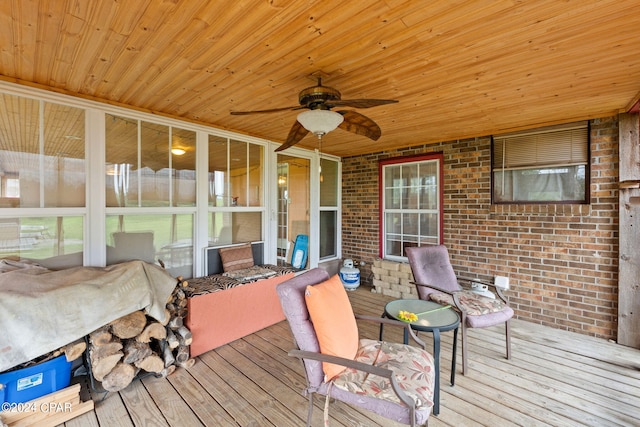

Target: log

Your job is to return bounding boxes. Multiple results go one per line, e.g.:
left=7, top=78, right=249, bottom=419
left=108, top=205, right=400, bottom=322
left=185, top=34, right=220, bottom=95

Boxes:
left=89, top=342, right=123, bottom=361
left=134, top=354, right=164, bottom=373
left=174, top=288, right=185, bottom=300
left=163, top=344, right=175, bottom=367
left=123, top=340, right=152, bottom=364
left=89, top=326, right=112, bottom=346
left=176, top=358, right=195, bottom=369
left=110, top=311, right=148, bottom=339
left=175, top=326, right=192, bottom=345
left=136, top=322, right=167, bottom=343
left=63, top=339, right=87, bottom=362
left=166, top=328, right=180, bottom=349
left=101, top=362, right=138, bottom=392
left=167, top=315, right=183, bottom=330
left=156, top=364, right=176, bottom=378
left=175, top=345, right=189, bottom=364
left=91, top=353, right=123, bottom=382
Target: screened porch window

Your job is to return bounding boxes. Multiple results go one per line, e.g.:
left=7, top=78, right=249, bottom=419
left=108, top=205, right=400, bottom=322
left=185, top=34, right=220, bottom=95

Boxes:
left=207, top=135, right=264, bottom=246
left=492, top=122, right=589, bottom=204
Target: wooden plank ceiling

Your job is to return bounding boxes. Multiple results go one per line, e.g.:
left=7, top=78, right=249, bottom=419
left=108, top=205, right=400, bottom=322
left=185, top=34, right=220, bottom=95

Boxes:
left=0, top=0, right=639, bottom=158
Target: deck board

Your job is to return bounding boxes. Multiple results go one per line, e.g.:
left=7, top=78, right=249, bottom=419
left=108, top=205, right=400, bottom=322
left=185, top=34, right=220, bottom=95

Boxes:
left=166, top=363, right=238, bottom=426
left=62, top=285, right=640, bottom=427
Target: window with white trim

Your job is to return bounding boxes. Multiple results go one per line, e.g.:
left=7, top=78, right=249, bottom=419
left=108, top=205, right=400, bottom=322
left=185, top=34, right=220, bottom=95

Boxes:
left=492, top=122, right=589, bottom=203
left=380, top=154, right=443, bottom=261
left=319, top=157, right=340, bottom=260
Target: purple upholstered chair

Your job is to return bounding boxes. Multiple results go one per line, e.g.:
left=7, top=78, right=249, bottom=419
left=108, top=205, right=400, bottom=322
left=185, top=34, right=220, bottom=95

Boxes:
left=277, top=268, right=436, bottom=426
left=406, top=245, right=513, bottom=375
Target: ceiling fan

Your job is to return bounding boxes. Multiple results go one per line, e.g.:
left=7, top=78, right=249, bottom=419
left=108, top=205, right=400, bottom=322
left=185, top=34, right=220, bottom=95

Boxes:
left=230, top=78, right=398, bottom=152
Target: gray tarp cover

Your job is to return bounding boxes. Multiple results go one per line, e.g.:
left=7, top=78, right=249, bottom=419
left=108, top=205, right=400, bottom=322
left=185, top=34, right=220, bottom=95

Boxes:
left=0, top=260, right=177, bottom=372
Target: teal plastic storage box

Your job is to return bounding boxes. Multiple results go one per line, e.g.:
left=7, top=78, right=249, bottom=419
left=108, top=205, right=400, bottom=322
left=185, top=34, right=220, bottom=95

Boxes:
left=0, top=355, right=72, bottom=404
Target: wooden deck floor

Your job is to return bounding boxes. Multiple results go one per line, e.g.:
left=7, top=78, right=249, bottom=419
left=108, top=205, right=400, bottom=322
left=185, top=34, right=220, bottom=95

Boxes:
left=62, top=286, right=640, bottom=427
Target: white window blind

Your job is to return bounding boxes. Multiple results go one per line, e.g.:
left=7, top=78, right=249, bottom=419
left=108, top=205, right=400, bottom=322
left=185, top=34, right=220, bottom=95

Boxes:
left=493, top=122, right=589, bottom=170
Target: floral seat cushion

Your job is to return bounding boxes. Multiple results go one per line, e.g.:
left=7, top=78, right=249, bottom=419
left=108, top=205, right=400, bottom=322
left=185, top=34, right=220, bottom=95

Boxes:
left=331, top=338, right=435, bottom=410
left=430, top=290, right=507, bottom=316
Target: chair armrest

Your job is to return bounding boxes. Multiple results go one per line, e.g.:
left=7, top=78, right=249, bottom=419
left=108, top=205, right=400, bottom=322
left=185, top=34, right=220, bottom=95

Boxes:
left=458, top=275, right=497, bottom=288
left=289, top=349, right=393, bottom=378
left=410, top=281, right=456, bottom=295
left=355, top=314, right=428, bottom=349
left=288, top=349, right=416, bottom=409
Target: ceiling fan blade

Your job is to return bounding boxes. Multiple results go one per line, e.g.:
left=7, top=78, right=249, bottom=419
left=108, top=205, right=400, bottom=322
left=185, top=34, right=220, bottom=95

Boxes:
left=230, top=105, right=303, bottom=115
left=329, top=99, right=398, bottom=109
left=275, top=120, right=309, bottom=152
left=338, top=110, right=382, bottom=141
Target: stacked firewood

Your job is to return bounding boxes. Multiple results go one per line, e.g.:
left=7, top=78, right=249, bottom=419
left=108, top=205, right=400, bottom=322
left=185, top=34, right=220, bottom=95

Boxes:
left=87, top=277, right=195, bottom=392
left=164, top=276, right=195, bottom=370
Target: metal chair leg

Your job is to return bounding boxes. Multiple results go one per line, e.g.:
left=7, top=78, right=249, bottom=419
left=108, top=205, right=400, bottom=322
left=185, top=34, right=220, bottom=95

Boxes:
left=505, top=319, right=511, bottom=360
left=306, top=392, right=314, bottom=427
left=461, top=323, right=468, bottom=375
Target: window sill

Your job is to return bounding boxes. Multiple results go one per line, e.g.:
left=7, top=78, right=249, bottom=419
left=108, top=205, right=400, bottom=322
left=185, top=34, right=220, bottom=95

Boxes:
left=490, top=203, right=591, bottom=216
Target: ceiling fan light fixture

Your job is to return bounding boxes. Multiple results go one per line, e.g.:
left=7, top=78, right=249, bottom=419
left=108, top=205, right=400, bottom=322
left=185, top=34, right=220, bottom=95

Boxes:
left=297, top=109, right=343, bottom=138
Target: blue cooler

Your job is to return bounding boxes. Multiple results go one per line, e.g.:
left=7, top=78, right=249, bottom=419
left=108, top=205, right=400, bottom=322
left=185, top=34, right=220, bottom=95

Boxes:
left=0, top=355, right=72, bottom=404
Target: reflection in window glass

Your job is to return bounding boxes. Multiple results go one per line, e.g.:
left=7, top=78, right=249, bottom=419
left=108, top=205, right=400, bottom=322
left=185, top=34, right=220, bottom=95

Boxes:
left=248, top=143, right=263, bottom=207
left=106, top=214, right=193, bottom=278
left=208, top=211, right=262, bottom=246
left=140, top=122, right=170, bottom=207
left=208, top=136, right=228, bottom=207
left=229, top=140, right=246, bottom=207
left=172, top=128, right=196, bottom=206
left=0, top=216, right=83, bottom=268
left=209, top=137, right=264, bottom=207
left=106, top=115, right=196, bottom=207
left=0, top=94, right=86, bottom=208
left=320, top=159, right=338, bottom=207
left=43, top=103, right=86, bottom=207
left=493, top=166, right=586, bottom=202
left=320, top=158, right=339, bottom=260
left=319, top=211, right=336, bottom=258
left=106, top=114, right=137, bottom=207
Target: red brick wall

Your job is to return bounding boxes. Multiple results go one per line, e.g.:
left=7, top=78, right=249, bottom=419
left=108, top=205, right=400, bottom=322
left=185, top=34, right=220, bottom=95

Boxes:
left=342, top=116, right=619, bottom=340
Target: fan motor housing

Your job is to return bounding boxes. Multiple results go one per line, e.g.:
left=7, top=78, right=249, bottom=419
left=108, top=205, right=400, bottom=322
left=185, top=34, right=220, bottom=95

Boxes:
left=298, top=85, right=341, bottom=109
